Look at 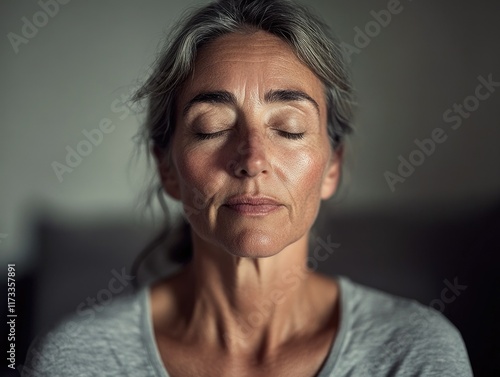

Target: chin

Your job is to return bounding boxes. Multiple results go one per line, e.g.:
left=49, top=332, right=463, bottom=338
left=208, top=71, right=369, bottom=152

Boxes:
left=228, top=247, right=283, bottom=259
left=219, top=228, right=287, bottom=258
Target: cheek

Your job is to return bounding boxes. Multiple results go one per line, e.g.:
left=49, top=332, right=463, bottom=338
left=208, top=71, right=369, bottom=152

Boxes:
left=175, top=144, right=225, bottom=204
left=278, top=146, right=328, bottom=197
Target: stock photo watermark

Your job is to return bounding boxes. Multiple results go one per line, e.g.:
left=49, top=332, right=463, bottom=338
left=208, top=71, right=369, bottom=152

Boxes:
left=384, top=73, right=499, bottom=192
left=7, top=0, right=72, bottom=54
left=223, top=234, right=340, bottom=345
left=74, top=268, right=135, bottom=321
left=341, top=0, right=413, bottom=63
left=360, top=276, right=467, bottom=374
left=6, top=264, right=16, bottom=370
left=18, top=267, right=134, bottom=375
left=51, top=88, right=138, bottom=183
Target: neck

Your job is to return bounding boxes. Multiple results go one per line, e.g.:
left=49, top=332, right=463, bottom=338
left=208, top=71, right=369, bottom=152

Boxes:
left=171, top=230, right=326, bottom=357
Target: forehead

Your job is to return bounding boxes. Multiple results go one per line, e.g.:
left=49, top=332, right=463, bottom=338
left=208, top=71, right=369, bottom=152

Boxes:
left=179, top=30, right=326, bottom=107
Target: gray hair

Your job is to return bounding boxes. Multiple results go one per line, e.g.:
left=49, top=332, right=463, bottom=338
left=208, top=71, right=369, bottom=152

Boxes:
left=134, top=0, right=354, bottom=154
left=131, top=0, right=355, bottom=272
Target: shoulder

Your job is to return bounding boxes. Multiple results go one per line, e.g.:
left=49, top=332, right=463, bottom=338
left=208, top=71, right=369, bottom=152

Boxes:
left=21, top=287, right=152, bottom=377
left=336, top=277, right=473, bottom=376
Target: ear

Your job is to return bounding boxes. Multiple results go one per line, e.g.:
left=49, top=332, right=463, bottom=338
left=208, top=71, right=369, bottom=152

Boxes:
left=153, top=145, right=181, bottom=201
left=320, top=147, right=343, bottom=200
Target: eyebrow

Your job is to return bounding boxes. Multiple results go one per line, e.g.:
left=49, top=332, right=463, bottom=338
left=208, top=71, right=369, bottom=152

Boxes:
left=182, top=89, right=320, bottom=116
left=264, top=89, right=319, bottom=114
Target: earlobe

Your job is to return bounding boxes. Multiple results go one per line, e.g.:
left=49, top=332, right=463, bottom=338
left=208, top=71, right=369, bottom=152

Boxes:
left=320, top=149, right=343, bottom=200
left=153, top=146, right=181, bottom=200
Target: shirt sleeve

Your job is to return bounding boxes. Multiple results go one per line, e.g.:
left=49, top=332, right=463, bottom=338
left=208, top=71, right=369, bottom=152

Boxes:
left=377, top=305, right=473, bottom=377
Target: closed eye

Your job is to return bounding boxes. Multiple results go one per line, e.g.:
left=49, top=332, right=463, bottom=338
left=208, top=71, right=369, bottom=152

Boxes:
left=195, top=130, right=305, bottom=140
left=277, top=130, right=305, bottom=140
left=194, top=130, right=227, bottom=140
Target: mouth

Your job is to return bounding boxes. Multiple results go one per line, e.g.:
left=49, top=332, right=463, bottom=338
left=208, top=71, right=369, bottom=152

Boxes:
left=222, top=195, right=283, bottom=216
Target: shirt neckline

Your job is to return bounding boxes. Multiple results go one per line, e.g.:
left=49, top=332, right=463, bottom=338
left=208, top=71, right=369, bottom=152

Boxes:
left=140, top=275, right=349, bottom=377
left=141, top=285, right=171, bottom=377
left=316, top=275, right=349, bottom=376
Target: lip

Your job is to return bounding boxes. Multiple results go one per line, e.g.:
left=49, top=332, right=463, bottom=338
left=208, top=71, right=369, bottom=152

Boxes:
left=223, top=195, right=283, bottom=216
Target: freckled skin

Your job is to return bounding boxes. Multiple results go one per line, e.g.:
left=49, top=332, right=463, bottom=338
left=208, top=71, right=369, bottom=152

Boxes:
left=163, top=30, right=339, bottom=258
left=153, top=30, right=342, bottom=377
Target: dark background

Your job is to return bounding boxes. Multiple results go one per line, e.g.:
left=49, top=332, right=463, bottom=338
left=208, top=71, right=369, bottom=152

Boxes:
left=1, top=0, right=499, bottom=376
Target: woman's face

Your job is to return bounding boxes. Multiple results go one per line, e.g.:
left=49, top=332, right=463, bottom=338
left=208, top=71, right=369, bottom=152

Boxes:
left=158, top=30, right=341, bottom=258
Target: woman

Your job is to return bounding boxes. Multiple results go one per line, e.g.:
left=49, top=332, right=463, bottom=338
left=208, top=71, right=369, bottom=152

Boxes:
left=23, top=0, right=472, bottom=376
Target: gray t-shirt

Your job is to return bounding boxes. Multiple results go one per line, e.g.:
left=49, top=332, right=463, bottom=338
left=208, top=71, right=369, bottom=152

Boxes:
left=21, top=276, right=473, bottom=376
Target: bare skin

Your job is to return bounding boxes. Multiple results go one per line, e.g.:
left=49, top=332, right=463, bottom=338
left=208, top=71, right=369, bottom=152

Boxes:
left=151, top=30, right=342, bottom=377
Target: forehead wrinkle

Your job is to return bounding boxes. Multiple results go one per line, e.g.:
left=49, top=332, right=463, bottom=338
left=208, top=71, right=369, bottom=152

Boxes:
left=194, top=32, right=305, bottom=75
left=180, top=31, right=328, bottom=125
left=198, top=30, right=287, bottom=58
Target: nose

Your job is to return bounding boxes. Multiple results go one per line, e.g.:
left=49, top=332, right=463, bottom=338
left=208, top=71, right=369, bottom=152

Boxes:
left=230, top=132, right=270, bottom=178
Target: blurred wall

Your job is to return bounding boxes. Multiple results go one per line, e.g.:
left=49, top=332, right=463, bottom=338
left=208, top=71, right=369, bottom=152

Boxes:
left=1, top=0, right=499, bottom=270
left=1, top=1, right=499, bottom=375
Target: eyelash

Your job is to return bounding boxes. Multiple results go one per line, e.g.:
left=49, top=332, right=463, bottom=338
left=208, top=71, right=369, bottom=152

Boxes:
left=278, top=131, right=305, bottom=140
left=194, top=130, right=305, bottom=140
left=194, top=131, right=226, bottom=140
